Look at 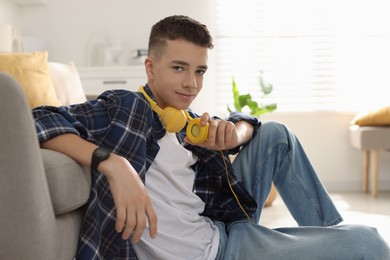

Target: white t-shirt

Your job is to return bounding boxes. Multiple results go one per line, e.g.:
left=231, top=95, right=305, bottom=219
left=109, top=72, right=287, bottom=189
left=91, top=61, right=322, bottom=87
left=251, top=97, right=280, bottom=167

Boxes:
left=132, top=132, right=219, bottom=260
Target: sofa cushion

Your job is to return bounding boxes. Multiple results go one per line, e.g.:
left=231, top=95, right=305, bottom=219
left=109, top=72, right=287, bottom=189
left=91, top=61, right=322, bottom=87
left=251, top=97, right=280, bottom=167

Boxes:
left=0, top=51, right=61, bottom=108
left=351, top=105, right=390, bottom=126
left=350, top=125, right=390, bottom=150
left=48, top=62, right=87, bottom=105
left=41, top=149, right=91, bottom=215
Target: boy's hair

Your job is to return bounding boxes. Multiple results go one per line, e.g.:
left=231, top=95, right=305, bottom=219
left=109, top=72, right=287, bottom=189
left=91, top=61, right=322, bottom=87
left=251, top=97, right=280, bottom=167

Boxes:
left=148, top=15, right=214, bottom=59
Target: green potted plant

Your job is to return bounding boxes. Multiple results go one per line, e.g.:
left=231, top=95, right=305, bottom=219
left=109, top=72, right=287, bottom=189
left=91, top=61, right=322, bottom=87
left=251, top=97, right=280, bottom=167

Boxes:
left=228, top=71, right=278, bottom=206
left=228, top=71, right=277, bottom=117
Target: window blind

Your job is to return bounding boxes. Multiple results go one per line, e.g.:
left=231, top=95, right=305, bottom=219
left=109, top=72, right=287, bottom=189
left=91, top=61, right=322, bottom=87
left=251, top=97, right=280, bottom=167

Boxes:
left=214, top=0, right=390, bottom=113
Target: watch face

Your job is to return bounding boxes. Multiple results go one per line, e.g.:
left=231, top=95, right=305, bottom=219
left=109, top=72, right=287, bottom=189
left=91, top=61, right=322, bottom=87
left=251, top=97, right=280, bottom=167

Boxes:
left=96, top=148, right=109, bottom=159
left=94, top=147, right=111, bottom=162
left=92, top=147, right=111, bottom=172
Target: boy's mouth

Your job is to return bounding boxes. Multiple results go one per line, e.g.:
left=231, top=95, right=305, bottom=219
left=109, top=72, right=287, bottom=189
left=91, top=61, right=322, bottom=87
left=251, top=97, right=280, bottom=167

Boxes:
left=176, top=92, right=196, bottom=102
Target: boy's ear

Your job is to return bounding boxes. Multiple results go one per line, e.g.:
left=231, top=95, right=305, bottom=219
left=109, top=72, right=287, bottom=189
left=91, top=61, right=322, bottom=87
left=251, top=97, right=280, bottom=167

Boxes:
left=145, top=57, right=154, bottom=80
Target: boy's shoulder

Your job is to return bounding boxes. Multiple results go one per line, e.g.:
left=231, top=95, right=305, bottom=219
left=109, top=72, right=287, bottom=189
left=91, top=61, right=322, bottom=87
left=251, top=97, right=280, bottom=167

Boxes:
left=97, top=89, right=147, bottom=106
left=95, top=89, right=154, bottom=119
left=98, top=89, right=141, bottom=99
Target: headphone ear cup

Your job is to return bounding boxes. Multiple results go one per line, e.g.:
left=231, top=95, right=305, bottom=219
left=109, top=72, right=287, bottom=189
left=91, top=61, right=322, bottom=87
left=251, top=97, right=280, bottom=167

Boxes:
left=160, top=107, right=187, bottom=133
left=187, top=118, right=209, bottom=144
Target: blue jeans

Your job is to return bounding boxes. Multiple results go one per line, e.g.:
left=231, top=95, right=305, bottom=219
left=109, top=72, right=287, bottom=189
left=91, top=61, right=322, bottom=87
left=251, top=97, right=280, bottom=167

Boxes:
left=216, top=121, right=389, bottom=259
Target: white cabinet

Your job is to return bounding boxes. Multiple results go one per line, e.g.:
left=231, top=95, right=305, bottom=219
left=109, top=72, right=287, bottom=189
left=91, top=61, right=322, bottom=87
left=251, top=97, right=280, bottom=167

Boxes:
left=77, top=66, right=146, bottom=99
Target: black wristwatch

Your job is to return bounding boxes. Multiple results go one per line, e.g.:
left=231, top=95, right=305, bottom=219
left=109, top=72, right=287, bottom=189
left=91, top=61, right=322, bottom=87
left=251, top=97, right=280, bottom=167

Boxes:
left=91, top=147, right=111, bottom=172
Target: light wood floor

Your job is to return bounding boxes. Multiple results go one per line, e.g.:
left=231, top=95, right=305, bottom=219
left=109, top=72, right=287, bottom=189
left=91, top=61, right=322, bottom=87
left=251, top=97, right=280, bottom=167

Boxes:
left=260, top=191, right=390, bottom=244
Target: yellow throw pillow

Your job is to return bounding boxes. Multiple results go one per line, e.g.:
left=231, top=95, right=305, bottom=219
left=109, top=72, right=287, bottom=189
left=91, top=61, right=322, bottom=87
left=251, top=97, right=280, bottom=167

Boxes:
left=0, top=51, right=61, bottom=108
left=351, top=105, right=390, bottom=126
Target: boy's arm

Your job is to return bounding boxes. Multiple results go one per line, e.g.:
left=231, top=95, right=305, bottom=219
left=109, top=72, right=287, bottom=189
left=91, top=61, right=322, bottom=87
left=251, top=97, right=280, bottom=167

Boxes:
left=234, top=120, right=254, bottom=145
left=41, top=133, right=157, bottom=243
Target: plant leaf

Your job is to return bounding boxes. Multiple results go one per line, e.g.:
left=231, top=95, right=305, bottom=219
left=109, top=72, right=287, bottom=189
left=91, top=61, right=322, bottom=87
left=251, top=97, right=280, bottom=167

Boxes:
left=238, top=94, right=251, bottom=108
left=227, top=105, right=233, bottom=113
left=259, top=73, right=273, bottom=95
left=232, top=78, right=242, bottom=111
left=246, top=99, right=259, bottom=112
left=252, top=103, right=277, bottom=117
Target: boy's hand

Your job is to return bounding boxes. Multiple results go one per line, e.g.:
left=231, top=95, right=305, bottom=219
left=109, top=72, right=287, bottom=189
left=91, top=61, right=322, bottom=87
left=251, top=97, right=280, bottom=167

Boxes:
left=185, top=113, right=253, bottom=150
left=99, top=154, right=158, bottom=243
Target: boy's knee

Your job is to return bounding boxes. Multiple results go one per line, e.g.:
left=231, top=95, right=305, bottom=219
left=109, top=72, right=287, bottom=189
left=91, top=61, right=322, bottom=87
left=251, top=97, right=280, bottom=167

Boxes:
left=257, top=121, right=290, bottom=142
left=346, top=225, right=389, bottom=259
left=262, top=121, right=285, bottom=130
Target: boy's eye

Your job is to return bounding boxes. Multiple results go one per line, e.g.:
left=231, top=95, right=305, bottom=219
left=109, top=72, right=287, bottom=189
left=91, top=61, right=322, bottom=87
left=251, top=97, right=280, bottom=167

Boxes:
left=173, top=66, right=184, bottom=72
left=197, top=70, right=206, bottom=75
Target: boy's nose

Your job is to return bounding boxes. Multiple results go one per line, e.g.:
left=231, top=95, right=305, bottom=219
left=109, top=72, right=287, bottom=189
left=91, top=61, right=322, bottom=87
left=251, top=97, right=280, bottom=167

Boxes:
left=183, top=72, right=197, bottom=89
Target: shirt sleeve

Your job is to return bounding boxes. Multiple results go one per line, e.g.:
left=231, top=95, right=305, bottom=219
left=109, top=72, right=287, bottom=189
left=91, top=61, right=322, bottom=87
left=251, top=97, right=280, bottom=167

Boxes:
left=226, top=111, right=260, bottom=126
left=32, top=90, right=125, bottom=144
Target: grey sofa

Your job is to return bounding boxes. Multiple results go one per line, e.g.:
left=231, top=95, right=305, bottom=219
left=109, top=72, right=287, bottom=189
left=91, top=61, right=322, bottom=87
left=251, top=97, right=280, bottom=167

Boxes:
left=0, top=72, right=91, bottom=260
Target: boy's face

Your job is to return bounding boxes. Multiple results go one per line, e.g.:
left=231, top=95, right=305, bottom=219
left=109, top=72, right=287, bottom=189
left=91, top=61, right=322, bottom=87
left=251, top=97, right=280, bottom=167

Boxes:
left=145, top=39, right=208, bottom=110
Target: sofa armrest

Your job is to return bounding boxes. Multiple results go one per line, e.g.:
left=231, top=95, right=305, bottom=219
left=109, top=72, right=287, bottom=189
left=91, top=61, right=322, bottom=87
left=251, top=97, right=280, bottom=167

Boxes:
left=0, top=72, right=57, bottom=260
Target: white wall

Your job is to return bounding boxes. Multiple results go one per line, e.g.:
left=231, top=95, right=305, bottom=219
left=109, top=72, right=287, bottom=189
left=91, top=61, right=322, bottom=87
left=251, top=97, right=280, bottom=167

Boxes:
left=15, top=0, right=215, bottom=66
left=3, top=0, right=390, bottom=193
left=0, top=0, right=18, bottom=23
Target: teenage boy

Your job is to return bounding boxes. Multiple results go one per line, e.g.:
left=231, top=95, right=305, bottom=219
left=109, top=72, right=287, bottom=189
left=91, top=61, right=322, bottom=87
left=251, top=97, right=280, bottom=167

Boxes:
left=33, top=15, right=389, bottom=260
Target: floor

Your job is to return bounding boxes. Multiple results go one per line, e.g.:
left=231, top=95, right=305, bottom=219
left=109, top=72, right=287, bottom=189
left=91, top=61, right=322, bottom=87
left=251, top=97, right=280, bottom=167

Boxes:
left=259, top=191, right=390, bottom=244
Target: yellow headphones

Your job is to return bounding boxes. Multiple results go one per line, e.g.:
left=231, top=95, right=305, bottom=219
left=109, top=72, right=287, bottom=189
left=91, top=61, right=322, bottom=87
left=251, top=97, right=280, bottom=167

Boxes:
left=139, top=86, right=209, bottom=144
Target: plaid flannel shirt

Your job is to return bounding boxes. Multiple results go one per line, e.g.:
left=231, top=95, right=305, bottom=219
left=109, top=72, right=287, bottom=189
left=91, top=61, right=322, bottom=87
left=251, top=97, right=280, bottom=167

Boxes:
left=32, top=85, right=260, bottom=260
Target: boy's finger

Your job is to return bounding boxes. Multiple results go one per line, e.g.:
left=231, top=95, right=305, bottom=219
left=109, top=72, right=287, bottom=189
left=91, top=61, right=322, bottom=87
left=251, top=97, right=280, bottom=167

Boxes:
left=131, top=211, right=146, bottom=243
left=122, top=208, right=136, bottom=240
left=146, top=202, right=158, bottom=239
left=115, top=207, right=127, bottom=233
left=200, top=113, right=210, bottom=125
